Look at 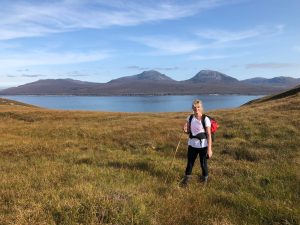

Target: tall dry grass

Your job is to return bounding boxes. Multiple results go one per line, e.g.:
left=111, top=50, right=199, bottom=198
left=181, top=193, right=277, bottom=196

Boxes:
left=0, top=94, right=299, bottom=225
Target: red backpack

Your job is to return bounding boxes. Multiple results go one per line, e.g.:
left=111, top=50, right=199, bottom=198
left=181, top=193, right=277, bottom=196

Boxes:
left=188, top=114, right=219, bottom=141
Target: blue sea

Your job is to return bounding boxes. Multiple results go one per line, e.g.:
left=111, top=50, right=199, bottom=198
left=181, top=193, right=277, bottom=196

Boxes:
left=1, top=95, right=263, bottom=112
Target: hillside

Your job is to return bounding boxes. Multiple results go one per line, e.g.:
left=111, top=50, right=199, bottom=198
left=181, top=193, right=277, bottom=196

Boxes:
left=0, top=86, right=299, bottom=224
left=0, top=70, right=298, bottom=95
left=243, top=85, right=300, bottom=105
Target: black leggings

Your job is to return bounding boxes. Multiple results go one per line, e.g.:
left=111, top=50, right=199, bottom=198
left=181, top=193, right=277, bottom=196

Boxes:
left=185, top=146, right=208, bottom=177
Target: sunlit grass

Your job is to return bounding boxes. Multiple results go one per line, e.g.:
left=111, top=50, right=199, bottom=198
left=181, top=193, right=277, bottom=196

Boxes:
left=0, top=95, right=299, bottom=224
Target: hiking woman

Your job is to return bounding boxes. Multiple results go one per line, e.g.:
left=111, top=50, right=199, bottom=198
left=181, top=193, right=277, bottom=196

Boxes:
left=181, top=99, right=212, bottom=186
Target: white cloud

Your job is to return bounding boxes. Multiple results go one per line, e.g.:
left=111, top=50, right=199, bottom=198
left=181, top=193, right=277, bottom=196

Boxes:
left=129, top=25, right=286, bottom=57
left=196, top=29, right=259, bottom=43
left=195, top=25, right=284, bottom=44
left=188, top=54, right=234, bottom=60
left=188, top=52, right=250, bottom=61
left=0, top=51, right=111, bottom=68
left=246, top=63, right=298, bottom=69
left=131, top=36, right=202, bottom=55
left=21, top=74, right=44, bottom=78
left=0, top=0, right=232, bottom=40
left=126, top=65, right=179, bottom=71
left=293, top=46, right=300, bottom=52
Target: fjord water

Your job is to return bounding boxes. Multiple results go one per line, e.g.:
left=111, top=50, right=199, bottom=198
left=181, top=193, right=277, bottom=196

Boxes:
left=1, top=95, right=263, bottom=112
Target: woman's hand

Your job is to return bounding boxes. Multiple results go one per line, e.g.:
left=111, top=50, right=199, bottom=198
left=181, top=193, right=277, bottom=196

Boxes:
left=207, top=148, right=213, bottom=159
left=183, top=122, right=188, bottom=133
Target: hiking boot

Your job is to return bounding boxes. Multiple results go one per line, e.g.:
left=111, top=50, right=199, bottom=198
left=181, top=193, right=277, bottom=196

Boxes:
left=199, top=176, right=208, bottom=185
left=180, top=175, right=192, bottom=187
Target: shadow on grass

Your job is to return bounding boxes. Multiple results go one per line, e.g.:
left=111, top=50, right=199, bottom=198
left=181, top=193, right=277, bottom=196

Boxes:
left=221, top=145, right=272, bottom=162
left=107, top=160, right=165, bottom=178
left=0, top=112, right=37, bottom=122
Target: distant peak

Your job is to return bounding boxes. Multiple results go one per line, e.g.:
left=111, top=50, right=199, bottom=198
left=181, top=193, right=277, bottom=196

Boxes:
left=137, top=70, right=173, bottom=81
left=140, top=70, right=161, bottom=75
left=195, top=70, right=230, bottom=77
left=187, top=70, right=238, bottom=83
left=109, top=70, right=174, bottom=83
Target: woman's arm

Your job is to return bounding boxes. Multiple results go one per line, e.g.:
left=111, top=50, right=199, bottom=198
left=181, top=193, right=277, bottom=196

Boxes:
left=206, top=126, right=213, bottom=158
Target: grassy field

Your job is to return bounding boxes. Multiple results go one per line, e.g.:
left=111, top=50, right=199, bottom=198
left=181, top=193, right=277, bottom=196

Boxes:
left=0, top=90, right=299, bottom=225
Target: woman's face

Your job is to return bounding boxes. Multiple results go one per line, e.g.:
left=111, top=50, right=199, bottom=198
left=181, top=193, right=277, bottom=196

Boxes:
left=192, top=105, right=202, bottom=115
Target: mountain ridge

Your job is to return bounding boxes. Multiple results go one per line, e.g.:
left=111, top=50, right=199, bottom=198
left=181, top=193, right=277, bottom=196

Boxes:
left=1, top=70, right=299, bottom=95
left=241, top=76, right=300, bottom=87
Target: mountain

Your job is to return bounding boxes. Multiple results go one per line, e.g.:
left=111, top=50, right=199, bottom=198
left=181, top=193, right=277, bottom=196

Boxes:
left=0, top=70, right=298, bottom=96
left=184, top=70, right=239, bottom=83
left=242, top=76, right=300, bottom=88
left=0, top=78, right=100, bottom=95
left=68, top=70, right=277, bottom=95
left=72, top=70, right=179, bottom=95
left=109, top=70, right=175, bottom=83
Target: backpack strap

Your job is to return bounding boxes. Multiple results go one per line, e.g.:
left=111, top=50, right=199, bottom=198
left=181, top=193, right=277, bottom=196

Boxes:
left=201, top=114, right=208, bottom=139
left=203, top=114, right=215, bottom=142
left=188, top=114, right=193, bottom=138
left=202, top=114, right=207, bottom=132
left=188, top=114, right=193, bottom=128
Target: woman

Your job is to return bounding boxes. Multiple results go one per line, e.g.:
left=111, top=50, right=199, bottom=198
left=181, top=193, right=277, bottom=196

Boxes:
left=181, top=99, right=212, bottom=186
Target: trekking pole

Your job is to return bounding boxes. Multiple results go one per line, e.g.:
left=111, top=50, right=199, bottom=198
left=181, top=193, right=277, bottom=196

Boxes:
left=164, top=132, right=184, bottom=184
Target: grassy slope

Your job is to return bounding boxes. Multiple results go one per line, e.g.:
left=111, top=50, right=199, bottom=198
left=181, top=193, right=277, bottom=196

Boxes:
left=0, top=97, right=38, bottom=108
left=0, top=93, right=299, bottom=225
left=243, top=85, right=300, bottom=105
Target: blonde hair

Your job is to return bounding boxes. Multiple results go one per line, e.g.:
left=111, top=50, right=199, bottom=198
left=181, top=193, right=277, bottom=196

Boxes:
left=192, top=99, right=204, bottom=113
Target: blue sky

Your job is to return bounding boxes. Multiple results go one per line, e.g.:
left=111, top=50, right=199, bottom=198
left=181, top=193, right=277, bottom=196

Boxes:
left=1, top=0, right=300, bottom=87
